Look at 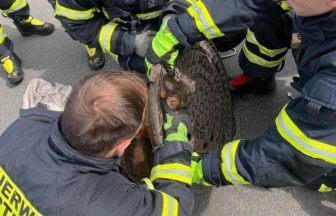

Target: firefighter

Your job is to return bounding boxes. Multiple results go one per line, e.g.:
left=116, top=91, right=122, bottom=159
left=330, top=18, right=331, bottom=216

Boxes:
left=54, top=0, right=166, bottom=72
left=0, top=0, right=54, bottom=85
left=145, top=0, right=336, bottom=192
left=0, top=71, right=194, bottom=215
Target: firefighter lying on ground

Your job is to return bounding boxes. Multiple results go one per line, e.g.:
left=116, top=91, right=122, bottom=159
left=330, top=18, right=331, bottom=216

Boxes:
left=54, top=0, right=169, bottom=72
left=145, top=0, right=336, bottom=192
left=0, top=71, right=194, bottom=215
left=0, top=0, right=54, bottom=85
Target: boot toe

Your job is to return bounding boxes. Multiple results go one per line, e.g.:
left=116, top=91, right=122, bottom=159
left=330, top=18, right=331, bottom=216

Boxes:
left=8, top=70, right=24, bottom=85
left=40, top=23, right=55, bottom=36
left=86, top=46, right=105, bottom=70
left=88, top=55, right=105, bottom=70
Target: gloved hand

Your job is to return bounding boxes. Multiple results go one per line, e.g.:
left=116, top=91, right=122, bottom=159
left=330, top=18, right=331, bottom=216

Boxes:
left=134, top=30, right=156, bottom=57
left=145, top=19, right=180, bottom=79
left=191, top=152, right=212, bottom=186
left=163, top=101, right=190, bottom=143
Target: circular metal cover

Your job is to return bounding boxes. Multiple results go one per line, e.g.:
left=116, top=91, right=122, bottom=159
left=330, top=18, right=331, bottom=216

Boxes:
left=122, top=40, right=235, bottom=183
left=148, top=41, right=235, bottom=153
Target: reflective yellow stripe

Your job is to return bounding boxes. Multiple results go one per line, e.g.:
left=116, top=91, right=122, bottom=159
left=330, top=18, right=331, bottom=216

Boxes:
left=98, top=21, right=119, bottom=61
left=318, top=184, right=335, bottom=193
left=29, top=16, right=45, bottom=26
left=137, top=10, right=162, bottom=20
left=0, top=27, right=7, bottom=45
left=3, top=0, right=27, bottom=14
left=84, top=45, right=96, bottom=57
left=1, top=56, right=14, bottom=74
left=243, top=41, right=285, bottom=68
left=280, top=1, right=291, bottom=11
left=0, top=167, right=42, bottom=216
left=55, top=1, right=96, bottom=21
left=160, top=191, right=178, bottom=216
left=145, top=58, right=153, bottom=78
left=102, top=8, right=109, bottom=19
left=221, top=140, right=250, bottom=185
left=276, top=106, right=336, bottom=164
left=246, top=28, right=288, bottom=58
left=142, top=178, right=155, bottom=189
left=142, top=179, right=179, bottom=215
left=186, top=0, right=224, bottom=39
left=142, top=178, right=178, bottom=216
left=150, top=163, right=192, bottom=185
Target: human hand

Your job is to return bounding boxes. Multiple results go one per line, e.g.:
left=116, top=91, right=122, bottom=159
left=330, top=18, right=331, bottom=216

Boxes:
left=145, top=20, right=180, bottom=79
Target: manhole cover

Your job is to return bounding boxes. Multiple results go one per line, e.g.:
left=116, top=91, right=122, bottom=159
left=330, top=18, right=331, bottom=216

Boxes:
left=123, top=41, right=235, bottom=182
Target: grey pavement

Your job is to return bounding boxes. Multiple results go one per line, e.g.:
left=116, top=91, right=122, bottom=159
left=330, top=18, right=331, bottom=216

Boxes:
left=0, top=1, right=335, bottom=215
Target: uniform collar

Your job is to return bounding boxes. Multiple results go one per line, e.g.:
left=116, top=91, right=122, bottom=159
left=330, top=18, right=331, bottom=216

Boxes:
left=47, top=117, right=123, bottom=173
left=294, top=13, right=336, bottom=41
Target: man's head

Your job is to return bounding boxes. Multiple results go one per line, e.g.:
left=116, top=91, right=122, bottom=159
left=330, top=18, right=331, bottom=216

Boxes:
left=287, top=0, right=336, bottom=17
left=61, top=71, right=148, bottom=158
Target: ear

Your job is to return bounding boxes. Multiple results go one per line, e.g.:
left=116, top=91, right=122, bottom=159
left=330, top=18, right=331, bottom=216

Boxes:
left=328, top=0, right=336, bottom=8
left=115, top=139, right=132, bottom=157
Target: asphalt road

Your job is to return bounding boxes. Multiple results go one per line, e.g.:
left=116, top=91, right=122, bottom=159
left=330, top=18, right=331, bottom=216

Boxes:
left=0, top=1, right=335, bottom=215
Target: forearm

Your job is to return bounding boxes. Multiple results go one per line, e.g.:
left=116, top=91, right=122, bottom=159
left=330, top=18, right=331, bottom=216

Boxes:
left=202, top=97, right=336, bottom=188
left=149, top=142, right=194, bottom=215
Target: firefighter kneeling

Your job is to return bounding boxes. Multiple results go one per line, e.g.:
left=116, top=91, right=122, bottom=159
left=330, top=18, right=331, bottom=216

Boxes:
left=145, top=0, right=336, bottom=192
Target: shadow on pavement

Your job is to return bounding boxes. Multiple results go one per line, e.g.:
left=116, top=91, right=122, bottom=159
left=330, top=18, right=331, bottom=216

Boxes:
left=193, top=187, right=213, bottom=216
left=282, top=187, right=336, bottom=216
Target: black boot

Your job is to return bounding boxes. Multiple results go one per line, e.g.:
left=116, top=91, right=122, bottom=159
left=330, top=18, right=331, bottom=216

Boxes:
left=1, top=53, right=24, bottom=85
left=13, top=16, right=54, bottom=37
left=229, top=73, right=276, bottom=97
left=84, top=45, right=105, bottom=70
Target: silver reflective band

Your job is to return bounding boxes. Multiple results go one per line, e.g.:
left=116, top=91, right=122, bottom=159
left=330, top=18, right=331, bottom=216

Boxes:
left=276, top=111, right=336, bottom=163
left=246, top=29, right=288, bottom=57
left=56, top=2, right=95, bottom=20
left=221, top=140, right=249, bottom=185
left=150, top=163, right=192, bottom=185
left=189, top=5, right=218, bottom=38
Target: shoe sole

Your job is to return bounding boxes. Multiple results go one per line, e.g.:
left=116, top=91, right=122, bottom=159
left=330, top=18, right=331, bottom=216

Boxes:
left=9, top=77, right=24, bottom=85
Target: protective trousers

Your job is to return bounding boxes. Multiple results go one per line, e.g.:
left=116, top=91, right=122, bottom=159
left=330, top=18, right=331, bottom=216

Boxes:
left=238, top=13, right=292, bottom=79
left=234, top=13, right=336, bottom=192
left=0, top=0, right=30, bottom=59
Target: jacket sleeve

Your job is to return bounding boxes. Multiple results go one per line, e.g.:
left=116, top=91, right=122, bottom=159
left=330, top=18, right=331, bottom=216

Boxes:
left=167, top=0, right=289, bottom=46
left=55, top=0, right=135, bottom=56
left=99, top=142, right=194, bottom=216
left=201, top=97, right=336, bottom=188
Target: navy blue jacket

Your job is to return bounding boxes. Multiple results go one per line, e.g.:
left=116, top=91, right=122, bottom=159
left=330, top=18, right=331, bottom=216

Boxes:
left=166, top=0, right=336, bottom=190
left=0, top=107, right=194, bottom=215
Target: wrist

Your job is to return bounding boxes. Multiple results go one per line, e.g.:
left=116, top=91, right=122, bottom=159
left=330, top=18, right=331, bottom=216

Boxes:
left=154, top=141, right=192, bottom=165
left=191, top=157, right=212, bottom=186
